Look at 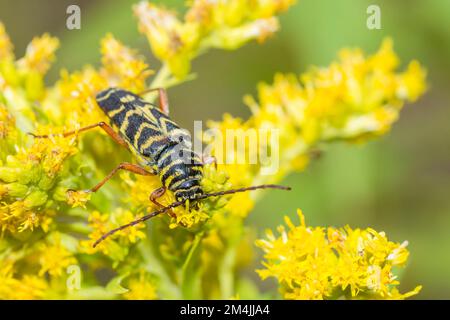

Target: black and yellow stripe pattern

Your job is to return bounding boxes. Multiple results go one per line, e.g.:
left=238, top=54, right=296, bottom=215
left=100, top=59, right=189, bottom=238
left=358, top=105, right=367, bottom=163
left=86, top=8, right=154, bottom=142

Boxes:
left=96, top=88, right=203, bottom=201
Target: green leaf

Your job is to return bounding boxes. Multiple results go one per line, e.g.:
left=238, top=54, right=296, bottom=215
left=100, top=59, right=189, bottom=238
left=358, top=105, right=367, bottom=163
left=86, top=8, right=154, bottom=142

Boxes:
left=106, top=272, right=130, bottom=295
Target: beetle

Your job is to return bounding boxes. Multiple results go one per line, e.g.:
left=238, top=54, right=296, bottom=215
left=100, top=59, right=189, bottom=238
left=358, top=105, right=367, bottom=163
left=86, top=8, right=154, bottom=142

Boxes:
left=31, top=87, right=290, bottom=246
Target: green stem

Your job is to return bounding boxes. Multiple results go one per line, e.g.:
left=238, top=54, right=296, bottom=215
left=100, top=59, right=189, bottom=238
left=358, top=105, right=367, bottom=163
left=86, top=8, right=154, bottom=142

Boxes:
left=181, top=231, right=204, bottom=274
left=138, top=238, right=182, bottom=299
left=149, top=64, right=171, bottom=89
left=218, top=244, right=237, bottom=299
left=146, top=63, right=196, bottom=100
left=180, top=231, right=204, bottom=299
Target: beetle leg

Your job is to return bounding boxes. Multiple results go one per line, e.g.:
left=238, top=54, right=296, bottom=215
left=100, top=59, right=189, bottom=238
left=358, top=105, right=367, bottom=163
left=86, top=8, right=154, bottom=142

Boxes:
left=80, top=162, right=154, bottom=194
left=149, top=186, right=177, bottom=219
left=29, top=122, right=129, bottom=150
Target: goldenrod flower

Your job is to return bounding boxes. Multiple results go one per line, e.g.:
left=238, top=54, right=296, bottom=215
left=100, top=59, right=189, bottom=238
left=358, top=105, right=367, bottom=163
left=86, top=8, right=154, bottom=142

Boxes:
left=134, top=2, right=193, bottom=78
left=256, top=209, right=422, bottom=300
left=38, top=233, right=77, bottom=277
left=53, top=67, right=109, bottom=127
left=0, top=261, right=48, bottom=299
left=123, top=271, right=158, bottom=300
left=80, top=209, right=146, bottom=261
left=134, top=0, right=296, bottom=77
left=49, top=34, right=151, bottom=128
left=0, top=0, right=427, bottom=300
left=0, top=122, right=78, bottom=234
left=17, top=33, right=59, bottom=75
left=66, top=190, right=91, bottom=208
left=101, top=33, right=152, bottom=93
left=207, top=38, right=427, bottom=207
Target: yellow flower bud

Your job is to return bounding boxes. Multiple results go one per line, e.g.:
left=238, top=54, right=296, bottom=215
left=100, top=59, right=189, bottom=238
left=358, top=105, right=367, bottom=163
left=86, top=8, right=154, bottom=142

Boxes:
left=5, top=183, right=28, bottom=198
left=397, top=60, right=427, bottom=102
left=0, top=167, right=21, bottom=182
left=38, top=175, right=55, bottom=191
left=0, top=59, right=19, bottom=86
left=24, top=190, right=48, bottom=208
left=256, top=209, right=421, bottom=300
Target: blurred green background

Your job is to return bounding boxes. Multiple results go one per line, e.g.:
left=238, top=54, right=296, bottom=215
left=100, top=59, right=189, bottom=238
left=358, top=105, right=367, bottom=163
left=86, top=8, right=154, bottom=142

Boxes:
left=1, top=0, right=449, bottom=299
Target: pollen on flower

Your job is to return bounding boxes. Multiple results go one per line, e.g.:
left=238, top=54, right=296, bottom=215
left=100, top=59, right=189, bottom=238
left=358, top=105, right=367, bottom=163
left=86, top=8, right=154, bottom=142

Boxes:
left=101, top=33, right=153, bottom=92
left=38, top=233, right=77, bottom=277
left=206, top=38, right=427, bottom=196
left=256, top=209, right=422, bottom=300
left=134, top=0, right=296, bottom=77
left=170, top=203, right=210, bottom=229
left=134, top=2, right=191, bottom=77
left=0, top=103, right=15, bottom=139
left=115, top=209, right=147, bottom=244
left=0, top=121, right=79, bottom=235
left=80, top=209, right=146, bottom=260
left=0, top=198, right=55, bottom=234
left=17, top=33, right=59, bottom=74
left=66, top=189, right=91, bottom=208
left=28, top=134, right=78, bottom=177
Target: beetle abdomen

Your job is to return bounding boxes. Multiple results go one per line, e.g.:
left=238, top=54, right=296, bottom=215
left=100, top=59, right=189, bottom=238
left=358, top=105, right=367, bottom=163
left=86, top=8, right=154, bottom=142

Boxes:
left=156, top=146, right=203, bottom=201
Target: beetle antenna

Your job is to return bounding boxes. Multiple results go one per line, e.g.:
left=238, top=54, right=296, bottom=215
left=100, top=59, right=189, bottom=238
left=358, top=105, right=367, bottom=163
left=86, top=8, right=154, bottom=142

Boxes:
left=93, top=184, right=291, bottom=247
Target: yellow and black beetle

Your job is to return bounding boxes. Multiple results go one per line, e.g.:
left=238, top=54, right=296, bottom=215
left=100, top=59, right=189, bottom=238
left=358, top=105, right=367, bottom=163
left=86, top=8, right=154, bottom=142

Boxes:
left=31, top=87, right=290, bottom=246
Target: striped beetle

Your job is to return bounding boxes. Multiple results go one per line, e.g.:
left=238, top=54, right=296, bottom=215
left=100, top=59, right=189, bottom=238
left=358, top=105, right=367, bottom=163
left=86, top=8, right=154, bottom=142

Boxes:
left=31, top=87, right=290, bottom=246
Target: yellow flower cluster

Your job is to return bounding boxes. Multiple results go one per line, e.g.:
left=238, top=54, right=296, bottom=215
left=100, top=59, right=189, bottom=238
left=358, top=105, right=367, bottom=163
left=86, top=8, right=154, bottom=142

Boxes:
left=187, top=38, right=427, bottom=298
left=80, top=209, right=146, bottom=262
left=120, top=163, right=231, bottom=230
left=101, top=34, right=153, bottom=93
left=0, top=127, right=77, bottom=234
left=0, top=261, right=48, bottom=299
left=0, top=21, right=156, bottom=298
left=0, top=0, right=427, bottom=300
left=38, top=233, right=77, bottom=277
left=256, top=209, right=422, bottom=300
left=134, top=0, right=296, bottom=78
left=17, top=33, right=59, bottom=75
left=207, top=39, right=427, bottom=196
left=1, top=32, right=58, bottom=104
left=123, top=271, right=158, bottom=300
left=0, top=231, right=76, bottom=299
left=46, top=34, right=151, bottom=128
